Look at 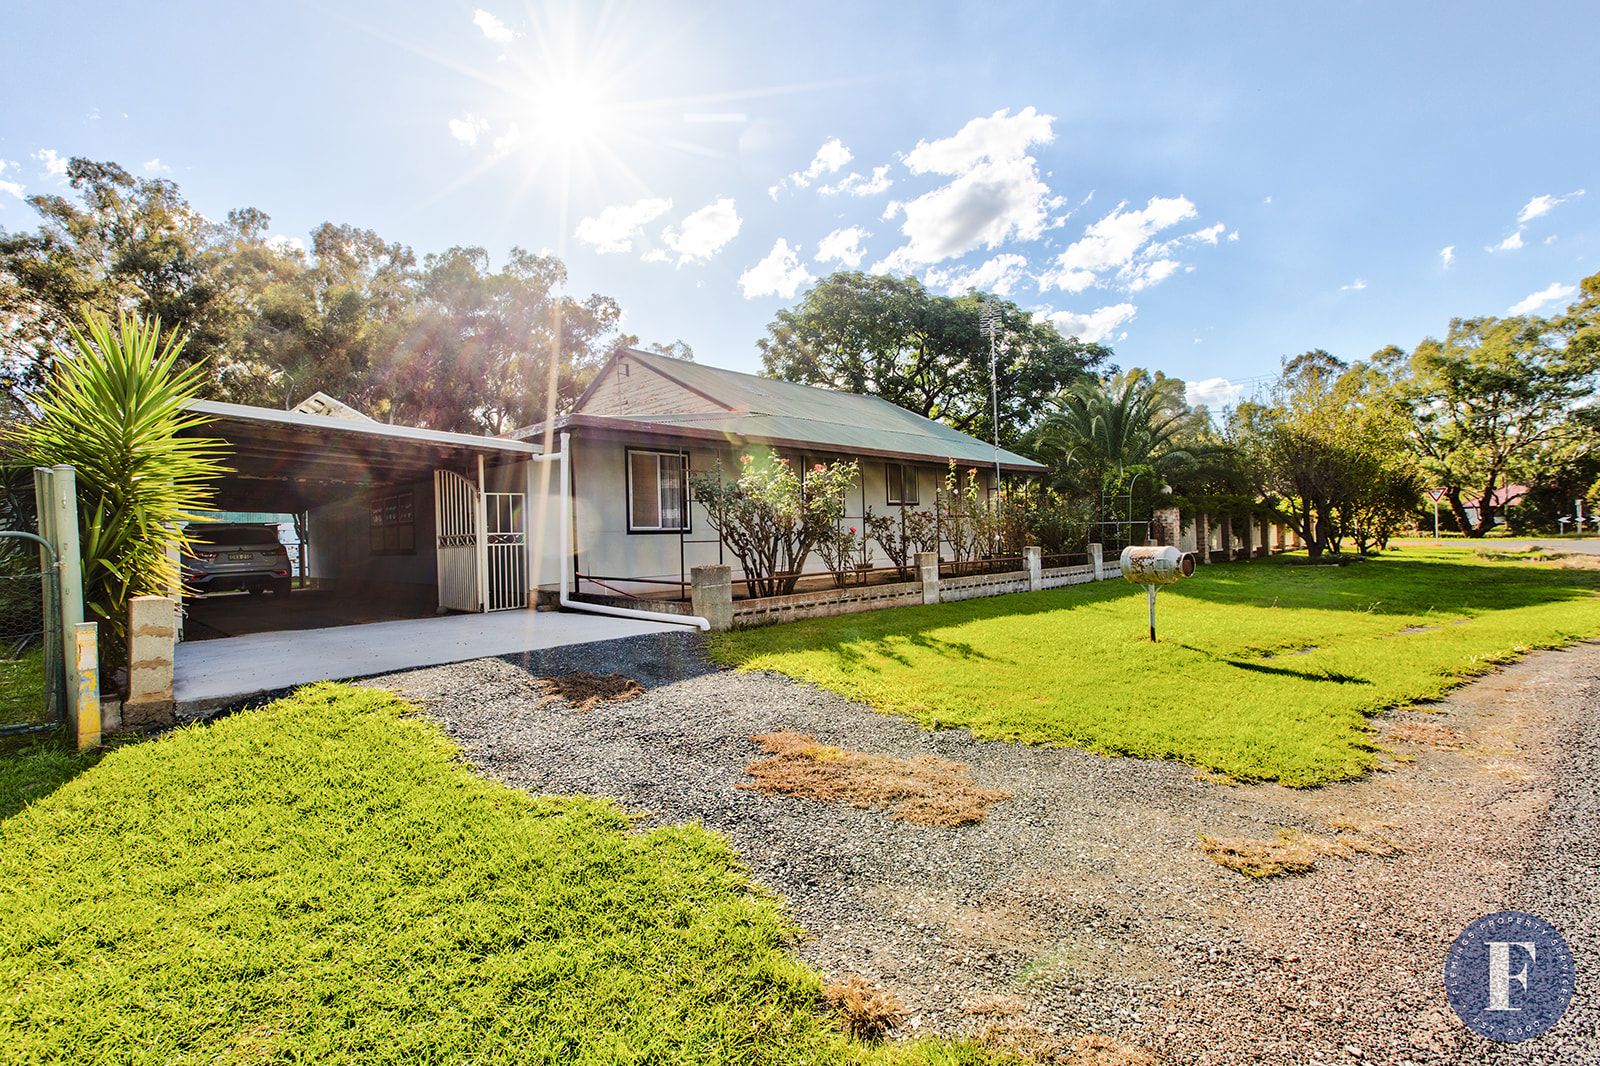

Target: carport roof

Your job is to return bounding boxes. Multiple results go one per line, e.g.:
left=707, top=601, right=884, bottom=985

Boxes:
left=188, top=400, right=542, bottom=511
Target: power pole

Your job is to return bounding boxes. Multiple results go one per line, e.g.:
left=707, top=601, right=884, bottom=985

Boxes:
left=979, top=301, right=1003, bottom=494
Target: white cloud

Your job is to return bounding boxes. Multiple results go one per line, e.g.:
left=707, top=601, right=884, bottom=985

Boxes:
left=575, top=197, right=673, bottom=254
left=1440, top=245, right=1455, bottom=268
left=1041, top=303, right=1137, bottom=344
left=1517, top=189, right=1585, bottom=223
left=1340, top=278, right=1368, bottom=292
left=739, top=238, right=813, bottom=299
left=660, top=197, right=742, bottom=264
left=819, top=164, right=893, bottom=197
left=1491, top=229, right=1525, bottom=252
left=265, top=234, right=306, bottom=254
left=770, top=137, right=853, bottom=198
left=0, top=159, right=24, bottom=200
left=472, top=8, right=517, bottom=43
left=448, top=113, right=488, bottom=146
left=1039, top=195, right=1198, bottom=293
left=902, top=106, right=1055, bottom=174
left=1507, top=282, right=1578, bottom=316
left=142, top=158, right=170, bottom=174
left=923, top=253, right=1030, bottom=296
left=33, top=148, right=67, bottom=179
left=1126, top=258, right=1181, bottom=292
left=1189, top=222, right=1226, bottom=245
left=874, top=108, right=1057, bottom=271
left=1227, top=230, right=1240, bottom=242
left=1185, top=377, right=1244, bottom=410
left=815, top=226, right=869, bottom=269
left=490, top=123, right=521, bottom=157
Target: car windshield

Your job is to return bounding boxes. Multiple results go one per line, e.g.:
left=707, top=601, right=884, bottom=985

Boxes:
left=192, top=526, right=281, bottom=547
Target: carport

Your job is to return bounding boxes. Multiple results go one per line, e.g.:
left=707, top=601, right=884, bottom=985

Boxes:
left=182, top=399, right=558, bottom=641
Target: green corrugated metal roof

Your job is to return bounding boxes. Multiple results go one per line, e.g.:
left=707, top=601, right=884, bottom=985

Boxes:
left=581, top=349, right=1045, bottom=470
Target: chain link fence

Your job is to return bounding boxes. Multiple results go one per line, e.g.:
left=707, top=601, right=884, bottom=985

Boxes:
left=0, top=531, right=64, bottom=737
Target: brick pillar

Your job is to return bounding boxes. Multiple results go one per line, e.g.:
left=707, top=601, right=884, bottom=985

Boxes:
left=1024, top=546, right=1042, bottom=591
left=1194, top=513, right=1210, bottom=564
left=1151, top=505, right=1181, bottom=547
left=1239, top=513, right=1255, bottom=559
left=1219, top=514, right=1234, bottom=560
left=123, top=595, right=176, bottom=731
left=1090, top=542, right=1104, bottom=580
left=690, top=565, right=733, bottom=632
left=916, top=551, right=940, bottom=604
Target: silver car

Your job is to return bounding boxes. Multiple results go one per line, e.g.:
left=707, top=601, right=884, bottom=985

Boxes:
left=182, top=524, right=293, bottom=597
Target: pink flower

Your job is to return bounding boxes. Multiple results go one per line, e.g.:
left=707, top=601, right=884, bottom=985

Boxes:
left=813, top=463, right=824, bottom=471
left=848, top=526, right=857, bottom=534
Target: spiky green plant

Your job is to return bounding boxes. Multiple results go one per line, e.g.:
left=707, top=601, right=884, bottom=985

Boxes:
left=3, top=312, right=227, bottom=677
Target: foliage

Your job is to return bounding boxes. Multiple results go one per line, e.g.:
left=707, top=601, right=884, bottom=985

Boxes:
left=0, top=157, right=689, bottom=433
left=935, top=463, right=989, bottom=565
left=2, top=312, right=226, bottom=676
left=758, top=272, right=1105, bottom=449
left=814, top=522, right=866, bottom=587
left=1233, top=351, right=1415, bottom=558
left=688, top=454, right=860, bottom=597
left=1379, top=285, right=1600, bottom=537
left=0, top=683, right=1000, bottom=1064
left=1016, top=488, right=1094, bottom=556
left=712, top=547, right=1600, bottom=787
left=865, top=506, right=938, bottom=579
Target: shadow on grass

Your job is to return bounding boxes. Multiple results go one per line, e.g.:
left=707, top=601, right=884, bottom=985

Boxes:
left=0, top=730, right=105, bottom=822
left=1220, top=659, right=1371, bottom=685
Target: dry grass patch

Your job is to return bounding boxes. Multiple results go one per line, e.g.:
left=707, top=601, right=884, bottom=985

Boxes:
left=1200, top=822, right=1400, bottom=878
left=740, top=730, right=1013, bottom=826
left=532, top=672, right=644, bottom=712
left=1384, top=720, right=1463, bottom=749
left=823, top=976, right=906, bottom=1041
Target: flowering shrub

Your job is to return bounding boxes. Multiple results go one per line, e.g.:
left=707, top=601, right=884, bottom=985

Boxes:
left=688, top=454, right=859, bottom=597
left=865, top=507, right=937, bottom=578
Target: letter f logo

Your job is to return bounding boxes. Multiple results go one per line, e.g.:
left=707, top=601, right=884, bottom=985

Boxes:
left=1486, top=941, right=1536, bottom=1012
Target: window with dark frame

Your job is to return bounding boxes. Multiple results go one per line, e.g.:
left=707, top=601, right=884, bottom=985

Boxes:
left=369, top=489, right=416, bottom=555
left=886, top=462, right=920, bottom=505
left=627, top=449, right=691, bottom=532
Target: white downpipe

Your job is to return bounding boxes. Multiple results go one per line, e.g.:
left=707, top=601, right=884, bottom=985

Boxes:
left=558, top=431, right=711, bottom=631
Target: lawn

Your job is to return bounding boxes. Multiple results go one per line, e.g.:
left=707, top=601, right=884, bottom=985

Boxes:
left=0, top=685, right=997, bottom=1066
left=0, top=646, right=49, bottom=728
left=711, top=547, right=1600, bottom=786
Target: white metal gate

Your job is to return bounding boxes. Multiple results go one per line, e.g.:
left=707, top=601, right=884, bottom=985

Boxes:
left=484, top=492, right=527, bottom=612
left=434, top=469, right=481, bottom=612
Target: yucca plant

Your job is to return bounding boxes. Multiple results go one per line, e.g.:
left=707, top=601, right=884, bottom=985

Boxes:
left=2, top=311, right=227, bottom=680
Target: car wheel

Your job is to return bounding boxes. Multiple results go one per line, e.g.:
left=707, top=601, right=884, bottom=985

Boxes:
left=247, top=585, right=265, bottom=597
left=273, top=579, right=292, bottom=596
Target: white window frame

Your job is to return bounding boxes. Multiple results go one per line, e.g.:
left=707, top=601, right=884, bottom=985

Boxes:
left=626, top=448, right=691, bottom=533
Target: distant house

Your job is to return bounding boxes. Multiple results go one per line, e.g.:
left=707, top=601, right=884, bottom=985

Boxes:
left=184, top=349, right=1043, bottom=624
left=1460, top=484, right=1527, bottom=529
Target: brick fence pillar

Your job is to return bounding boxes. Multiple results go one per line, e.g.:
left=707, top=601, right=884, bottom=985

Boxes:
left=1194, top=513, right=1210, bottom=564
left=1024, top=545, right=1042, bottom=591
left=1151, top=505, right=1182, bottom=547
left=123, top=595, right=177, bottom=731
left=1090, top=542, right=1104, bottom=581
left=916, top=551, right=940, bottom=604
left=690, top=565, right=733, bottom=631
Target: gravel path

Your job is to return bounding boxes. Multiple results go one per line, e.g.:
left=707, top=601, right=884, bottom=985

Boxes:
left=371, top=634, right=1599, bottom=1065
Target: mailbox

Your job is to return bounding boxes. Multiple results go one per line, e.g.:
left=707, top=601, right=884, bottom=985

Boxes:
left=1119, top=545, right=1196, bottom=641
left=1119, top=545, right=1196, bottom=585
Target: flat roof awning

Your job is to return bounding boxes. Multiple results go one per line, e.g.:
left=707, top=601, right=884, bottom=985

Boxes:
left=186, top=400, right=543, bottom=511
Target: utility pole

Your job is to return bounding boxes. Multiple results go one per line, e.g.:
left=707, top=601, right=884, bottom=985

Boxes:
left=979, top=301, right=1003, bottom=497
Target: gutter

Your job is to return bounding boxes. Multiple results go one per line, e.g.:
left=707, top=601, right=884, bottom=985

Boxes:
left=557, top=430, right=711, bottom=632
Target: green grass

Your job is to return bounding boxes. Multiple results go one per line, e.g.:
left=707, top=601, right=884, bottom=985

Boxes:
left=0, top=684, right=999, bottom=1066
left=0, top=646, right=49, bottom=727
left=712, top=548, right=1600, bottom=786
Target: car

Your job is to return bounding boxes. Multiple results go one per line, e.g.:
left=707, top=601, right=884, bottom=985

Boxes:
left=182, top=524, right=293, bottom=597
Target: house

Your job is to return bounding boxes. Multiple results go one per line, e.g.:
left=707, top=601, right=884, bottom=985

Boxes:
left=179, top=349, right=1045, bottom=639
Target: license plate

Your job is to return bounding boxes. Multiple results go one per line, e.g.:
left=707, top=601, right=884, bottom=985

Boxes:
left=228, top=552, right=251, bottom=561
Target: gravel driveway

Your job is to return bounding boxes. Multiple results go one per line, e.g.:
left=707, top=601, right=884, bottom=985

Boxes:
left=371, top=634, right=1599, bottom=1065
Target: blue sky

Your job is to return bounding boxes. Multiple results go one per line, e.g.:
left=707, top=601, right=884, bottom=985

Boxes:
left=3, top=1, right=1597, bottom=407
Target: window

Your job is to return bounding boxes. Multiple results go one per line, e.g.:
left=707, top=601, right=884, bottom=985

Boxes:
left=886, top=463, right=920, bottom=505
left=628, top=449, right=691, bottom=532
left=369, top=490, right=416, bottom=555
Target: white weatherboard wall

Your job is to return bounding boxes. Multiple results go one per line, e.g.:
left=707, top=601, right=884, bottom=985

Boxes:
left=561, top=436, right=997, bottom=595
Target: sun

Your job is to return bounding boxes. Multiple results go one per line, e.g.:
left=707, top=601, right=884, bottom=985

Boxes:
left=521, top=61, right=623, bottom=159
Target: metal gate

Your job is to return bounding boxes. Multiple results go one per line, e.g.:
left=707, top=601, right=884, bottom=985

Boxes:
left=434, top=469, right=482, bottom=613
left=484, top=493, right=527, bottom=612
left=0, top=530, right=65, bottom=737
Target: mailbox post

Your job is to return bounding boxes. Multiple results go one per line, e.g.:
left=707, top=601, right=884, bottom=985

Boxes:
left=1120, top=545, right=1196, bottom=642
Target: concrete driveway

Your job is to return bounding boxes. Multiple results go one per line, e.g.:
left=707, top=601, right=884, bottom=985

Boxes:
left=173, top=609, right=691, bottom=715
